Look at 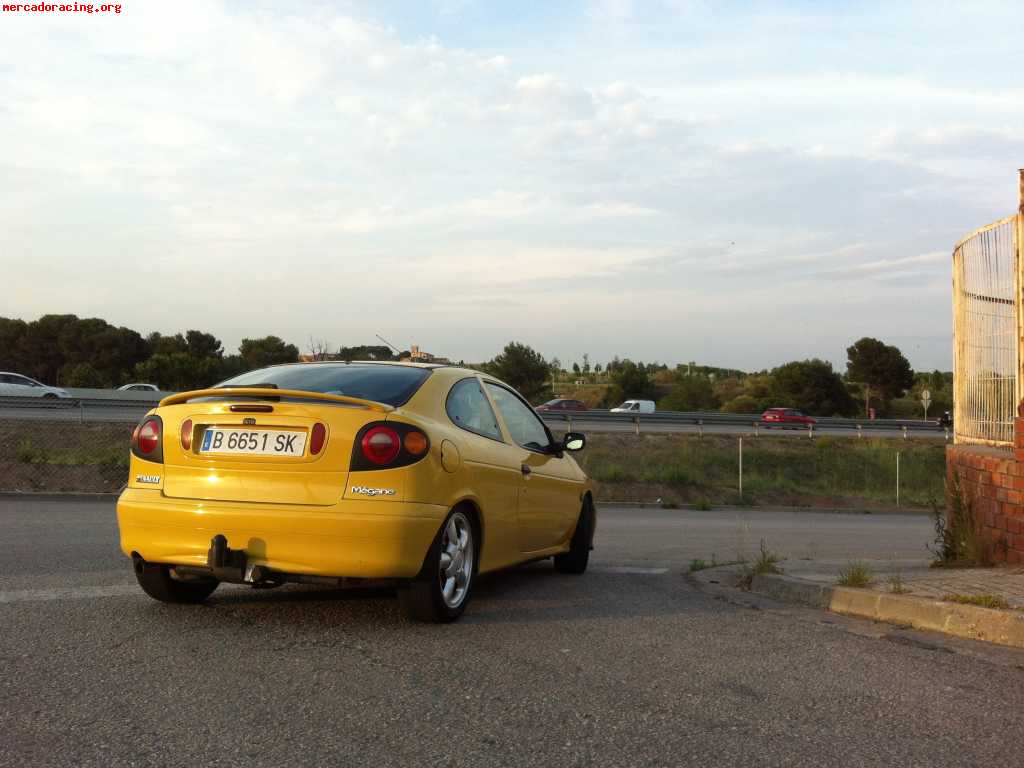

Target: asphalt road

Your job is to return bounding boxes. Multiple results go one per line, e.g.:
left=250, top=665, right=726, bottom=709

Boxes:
left=2, top=499, right=1021, bottom=767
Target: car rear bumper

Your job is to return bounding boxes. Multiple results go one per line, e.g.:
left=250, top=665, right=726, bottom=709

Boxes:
left=117, top=488, right=447, bottom=579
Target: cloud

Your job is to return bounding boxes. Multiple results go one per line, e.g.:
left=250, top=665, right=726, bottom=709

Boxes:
left=0, top=2, right=1014, bottom=371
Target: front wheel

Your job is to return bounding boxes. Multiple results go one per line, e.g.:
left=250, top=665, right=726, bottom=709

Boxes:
left=554, top=500, right=594, bottom=574
left=398, top=509, right=476, bottom=622
left=133, top=560, right=219, bottom=604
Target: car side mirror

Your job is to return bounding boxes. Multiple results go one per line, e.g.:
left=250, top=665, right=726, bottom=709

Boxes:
left=562, top=432, right=585, bottom=452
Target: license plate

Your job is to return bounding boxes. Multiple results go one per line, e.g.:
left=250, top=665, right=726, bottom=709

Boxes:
left=199, top=428, right=306, bottom=457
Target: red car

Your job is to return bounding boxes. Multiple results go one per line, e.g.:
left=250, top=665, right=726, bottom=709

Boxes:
left=536, top=398, right=588, bottom=412
left=760, top=407, right=816, bottom=429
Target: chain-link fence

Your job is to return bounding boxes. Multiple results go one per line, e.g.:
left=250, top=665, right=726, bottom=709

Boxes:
left=953, top=214, right=1020, bottom=447
left=0, top=419, right=132, bottom=493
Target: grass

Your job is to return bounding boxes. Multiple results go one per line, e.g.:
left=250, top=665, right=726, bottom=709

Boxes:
left=942, top=593, right=1010, bottom=610
left=836, top=561, right=874, bottom=588
left=573, top=433, right=944, bottom=509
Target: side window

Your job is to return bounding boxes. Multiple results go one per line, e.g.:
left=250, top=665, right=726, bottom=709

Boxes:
left=485, top=383, right=551, bottom=452
left=446, top=378, right=502, bottom=441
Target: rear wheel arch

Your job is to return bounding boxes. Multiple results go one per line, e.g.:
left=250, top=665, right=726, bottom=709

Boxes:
left=449, top=498, right=483, bottom=568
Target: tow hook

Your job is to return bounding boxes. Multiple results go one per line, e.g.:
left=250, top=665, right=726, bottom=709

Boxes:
left=206, top=534, right=247, bottom=582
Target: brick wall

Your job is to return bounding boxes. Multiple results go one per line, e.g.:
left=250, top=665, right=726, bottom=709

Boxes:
left=946, top=418, right=1024, bottom=564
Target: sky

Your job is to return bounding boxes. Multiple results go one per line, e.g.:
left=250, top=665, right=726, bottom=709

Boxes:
left=1, top=0, right=1022, bottom=372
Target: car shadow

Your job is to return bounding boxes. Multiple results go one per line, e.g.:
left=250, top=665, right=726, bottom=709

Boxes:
left=189, top=559, right=703, bottom=627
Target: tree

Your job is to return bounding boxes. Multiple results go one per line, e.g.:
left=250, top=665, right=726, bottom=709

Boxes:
left=606, top=359, right=652, bottom=403
left=771, top=359, right=855, bottom=416
left=572, top=362, right=581, bottom=376
left=185, top=330, right=222, bottom=359
left=307, top=337, right=332, bottom=361
left=240, top=336, right=299, bottom=369
left=846, top=337, right=915, bottom=415
left=594, top=363, right=602, bottom=374
left=484, top=342, right=552, bottom=403
left=582, top=353, right=591, bottom=376
left=0, top=317, right=27, bottom=371
left=660, top=376, right=718, bottom=411
left=63, top=362, right=105, bottom=388
left=721, top=395, right=761, bottom=413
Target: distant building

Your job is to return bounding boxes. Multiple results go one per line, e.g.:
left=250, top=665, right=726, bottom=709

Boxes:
left=401, top=345, right=451, bottom=365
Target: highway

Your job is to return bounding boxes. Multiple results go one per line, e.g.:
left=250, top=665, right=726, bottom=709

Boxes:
left=1, top=498, right=1021, bottom=767
left=546, top=417, right=946, bottom=439
left=0, top=399, right=949, bottom=439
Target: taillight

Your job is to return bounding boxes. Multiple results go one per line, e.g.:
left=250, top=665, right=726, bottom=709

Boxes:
left=403, top=430, right=428, bottom=456
left=310, top=423, right=327, bottom=455
left=361, top=426, right=401, bottom=465
left=181, top=419, right=193, bottom=451
left=352, top=422, right=430, bottom=470
left=131, top=415, right=164, bottom=463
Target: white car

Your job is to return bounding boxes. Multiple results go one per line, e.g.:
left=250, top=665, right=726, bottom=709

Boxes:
left=611, top=399, right=656, bottom=413
left=117, top=383, right=160, bottom=392
left=0, top=372, right=71, bottom=398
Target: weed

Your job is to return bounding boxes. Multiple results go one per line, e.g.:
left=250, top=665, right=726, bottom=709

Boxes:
left=887, top=573, right=910, bottom=594
left=660, top=497, right=680, bottom=509
left=693, top=496, right=712, bottom=511
left=15, top=440, right=46, bottom=463
left=752, top=538, right=782, bottom=575
left=736, top=539, right=783, bottom=589
left=689, top=555, right=722, bottom=572
left=929, top=475, right=989, bottom=567
left=942, top=593, right=1010, bottom=610
left=836, top=561, right=874, bottom=588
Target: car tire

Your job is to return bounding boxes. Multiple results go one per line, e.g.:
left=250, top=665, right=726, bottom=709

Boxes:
left=398, top=509, right=476, bottom=623
left=42, top=393, right=57, bottom=399
left=554, top=500, right=594, bottom=575
left=133, top=559, right=219, bottom=604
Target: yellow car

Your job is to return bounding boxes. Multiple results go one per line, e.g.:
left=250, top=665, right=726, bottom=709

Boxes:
left=117, top=362, right=595, bottom=622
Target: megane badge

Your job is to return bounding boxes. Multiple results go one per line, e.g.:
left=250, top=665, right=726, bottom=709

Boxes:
left=351, top=486, right=396, bottom=497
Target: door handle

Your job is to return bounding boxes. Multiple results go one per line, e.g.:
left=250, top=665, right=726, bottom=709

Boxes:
left=521, top=463, right=532, bottom=476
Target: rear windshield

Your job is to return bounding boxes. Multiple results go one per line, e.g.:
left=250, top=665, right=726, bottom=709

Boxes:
left=218, top=364, right=431, bottom=407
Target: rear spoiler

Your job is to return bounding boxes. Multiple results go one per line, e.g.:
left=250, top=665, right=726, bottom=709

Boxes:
left=158, top=387, right=394, bottom=413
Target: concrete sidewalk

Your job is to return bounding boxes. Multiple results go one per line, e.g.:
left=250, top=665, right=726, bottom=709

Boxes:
left=697, top=557, right=1024, bottom=649
left=777, top=558, right=1024, bottom=609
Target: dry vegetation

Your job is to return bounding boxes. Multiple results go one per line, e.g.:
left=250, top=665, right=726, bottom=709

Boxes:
left=572, top=432, right=944, bottom=509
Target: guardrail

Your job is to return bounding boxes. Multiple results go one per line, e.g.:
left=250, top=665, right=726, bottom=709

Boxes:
left=537, top=409, right=946, bottom=436
left=0, top=395, right=158, bottom=423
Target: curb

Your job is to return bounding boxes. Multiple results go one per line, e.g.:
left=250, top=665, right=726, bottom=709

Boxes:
left=751, top=573, right=1024, bottom=649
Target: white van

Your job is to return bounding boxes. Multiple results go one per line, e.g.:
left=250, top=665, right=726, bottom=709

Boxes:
left=611, top=399, right=655, bottom=413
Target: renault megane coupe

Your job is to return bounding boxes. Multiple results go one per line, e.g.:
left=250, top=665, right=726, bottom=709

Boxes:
left=117, top=362, right=596, bottom=622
